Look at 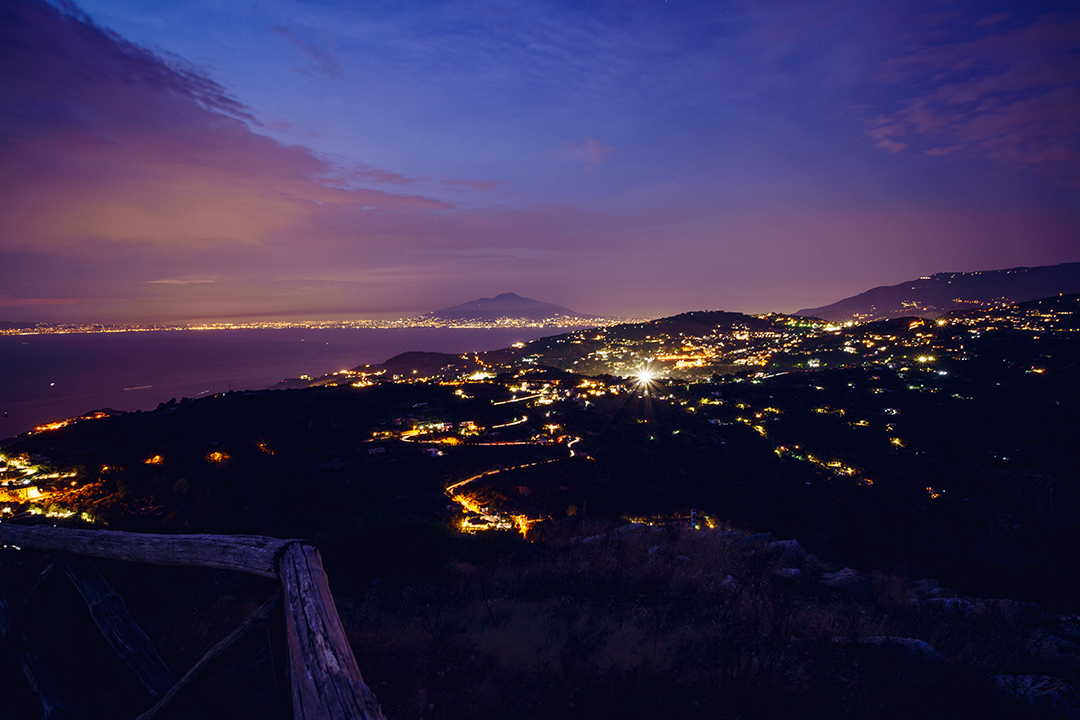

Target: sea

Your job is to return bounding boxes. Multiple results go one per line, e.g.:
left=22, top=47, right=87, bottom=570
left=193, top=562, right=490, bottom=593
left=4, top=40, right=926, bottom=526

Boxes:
left=0, top=327, right=565, bottom=440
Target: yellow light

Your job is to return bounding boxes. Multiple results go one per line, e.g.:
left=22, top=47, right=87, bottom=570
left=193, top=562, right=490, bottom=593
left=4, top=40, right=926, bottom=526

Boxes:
left=145, top=455, right=164, bottom=465
left=33, top=420, right=70, bottom=432
left=511, top=514, right=538, bottom=537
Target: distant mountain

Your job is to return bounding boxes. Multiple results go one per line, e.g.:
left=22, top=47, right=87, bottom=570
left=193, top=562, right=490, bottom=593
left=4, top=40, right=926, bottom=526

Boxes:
left=796, top=262, right=1080, bottom=323
left=427, top=292, right=589, bottom=321
left=355, top=351, right=479, bottom=379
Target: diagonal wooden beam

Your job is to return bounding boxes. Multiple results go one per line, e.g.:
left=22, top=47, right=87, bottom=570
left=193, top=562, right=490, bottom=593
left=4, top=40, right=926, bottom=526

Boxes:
left=279, top=542, right=385, bottom=720
left=0, top=590, right=74, bottom=720
left=135, top=592, right=282, bottom=720
left=61, top=555, right=180, bottom=701
left=0, top=555, right=60, bottom=653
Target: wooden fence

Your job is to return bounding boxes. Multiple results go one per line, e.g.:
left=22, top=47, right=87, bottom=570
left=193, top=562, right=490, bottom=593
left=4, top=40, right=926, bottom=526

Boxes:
left=0, top=524, right=385, bottom=720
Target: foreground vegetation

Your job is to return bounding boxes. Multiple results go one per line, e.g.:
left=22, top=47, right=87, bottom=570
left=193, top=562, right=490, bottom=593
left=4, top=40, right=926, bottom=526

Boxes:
left=4, top=517, right=1078, bottom=718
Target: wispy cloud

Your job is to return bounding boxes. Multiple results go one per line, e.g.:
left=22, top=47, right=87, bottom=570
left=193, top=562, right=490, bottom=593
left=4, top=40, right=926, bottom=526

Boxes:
left=146, top=277, right=219, bottom=285
left=866, top=8, right=1080, bottom=185
left=560, top=139, right=615, bottom=173
left=0, top=0, right=452, bottom=252
left=402, top=246, right=570, bottom=260
left=271, top=25, right=345, bottom=79
left=439, top=178, right=510, bottom=193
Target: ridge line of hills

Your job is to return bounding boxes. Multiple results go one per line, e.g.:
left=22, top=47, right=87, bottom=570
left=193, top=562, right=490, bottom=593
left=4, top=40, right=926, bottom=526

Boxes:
left=5, top=261, right=1078, bottom=330
left=795, top=261, right=1080, bottom=323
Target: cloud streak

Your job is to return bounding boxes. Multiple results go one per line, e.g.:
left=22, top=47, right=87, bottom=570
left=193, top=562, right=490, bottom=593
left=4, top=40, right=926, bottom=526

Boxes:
left=560, top=139, right=615, bottom=173
left=0, top=1, right=454, bottom=253
left=866, top=7, right=1080, bottom=185
left=271, top=25, right=345, bottom=79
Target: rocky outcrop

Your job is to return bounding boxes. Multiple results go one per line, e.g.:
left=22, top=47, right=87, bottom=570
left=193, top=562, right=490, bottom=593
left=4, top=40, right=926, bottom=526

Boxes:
left=992, top=675, right=1080, bottom=719
left=858, top=636, right=949, bottom=672
left=820, top=567, right=870, bottom=599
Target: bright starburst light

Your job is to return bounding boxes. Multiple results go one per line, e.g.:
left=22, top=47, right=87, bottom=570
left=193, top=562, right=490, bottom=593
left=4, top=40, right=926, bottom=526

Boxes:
left=635, top=367, right=658, bottom=388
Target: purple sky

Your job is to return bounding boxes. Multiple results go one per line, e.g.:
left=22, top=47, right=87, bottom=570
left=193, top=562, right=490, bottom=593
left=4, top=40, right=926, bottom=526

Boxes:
left=1, top=0, right=1077, bottom=322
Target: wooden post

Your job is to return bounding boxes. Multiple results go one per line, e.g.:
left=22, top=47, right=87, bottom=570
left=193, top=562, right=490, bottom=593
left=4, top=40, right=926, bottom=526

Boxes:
left=0, top=590, right=74, bottom=720
left=0, top=525, right=291, bottom=578
left=278, top=543, right=385, bottom=720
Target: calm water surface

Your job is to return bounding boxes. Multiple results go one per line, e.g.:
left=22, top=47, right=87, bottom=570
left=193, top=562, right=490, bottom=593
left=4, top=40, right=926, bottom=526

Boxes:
left=0, top=328, right=562, bottom=439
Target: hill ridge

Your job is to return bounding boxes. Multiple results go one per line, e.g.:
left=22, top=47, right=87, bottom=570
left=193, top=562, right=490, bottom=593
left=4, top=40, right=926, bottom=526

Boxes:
left=796, top=261, right=1080, bottom=323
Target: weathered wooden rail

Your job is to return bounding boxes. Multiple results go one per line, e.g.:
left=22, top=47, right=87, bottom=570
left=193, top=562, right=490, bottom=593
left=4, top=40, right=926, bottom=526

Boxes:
left=0, top=523, right=385, bottom=720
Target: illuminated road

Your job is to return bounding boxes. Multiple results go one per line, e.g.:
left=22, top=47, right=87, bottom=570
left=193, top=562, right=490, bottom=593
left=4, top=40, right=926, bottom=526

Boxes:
left=446, top=436, right=586, bottom=535
left=491, top=394, right=542, bottom=406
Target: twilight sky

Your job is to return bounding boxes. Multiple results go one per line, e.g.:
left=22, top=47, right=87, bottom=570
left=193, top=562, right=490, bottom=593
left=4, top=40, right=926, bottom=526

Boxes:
left=1, top=0, right=1077, bottom=323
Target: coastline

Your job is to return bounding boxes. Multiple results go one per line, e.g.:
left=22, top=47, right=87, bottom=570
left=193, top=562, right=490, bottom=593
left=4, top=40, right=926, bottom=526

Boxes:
left=0, top=326, right=574, bottom=440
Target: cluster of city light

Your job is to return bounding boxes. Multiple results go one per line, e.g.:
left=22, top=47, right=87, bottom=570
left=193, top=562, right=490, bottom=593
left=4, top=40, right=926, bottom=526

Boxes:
left=1, top=452, right=39, bottom=481
left=30, top=411, right=111, bottom=434
left=0, top=452, right=98, bottom=521
left=774, top=445, right=874, bottom=486
left=1, top=315, right=638, bottom=337
left=8, top=297, right=1073, bottom=551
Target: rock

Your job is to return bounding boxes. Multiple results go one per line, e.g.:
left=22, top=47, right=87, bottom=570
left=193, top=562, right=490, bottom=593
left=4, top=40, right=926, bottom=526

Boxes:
left=773, top=567, right=801, bottom=581
left=907, top=578, right=943, bottom=599
left=675, top=554, right=691, bottom=563
left=705, top=528, right=743, bottom=543
left=736, top=532, right=776, bottom=547
left=916, top=597, right=975, bottom=618
left=992, top=675, right=1080, bottom=719
left=914, top=597, right=1041, bottom=626
left=1057, top=616, right=1080, bottom=645
left=980, top=598, right=1040, bottom=625
left=820, top=568, right=870, bottom=598
left=766, top=539, right=806, bottom=563
left=858, top=637, right=948, bottom=672
left=1025, top=634, right=1080, bottom=661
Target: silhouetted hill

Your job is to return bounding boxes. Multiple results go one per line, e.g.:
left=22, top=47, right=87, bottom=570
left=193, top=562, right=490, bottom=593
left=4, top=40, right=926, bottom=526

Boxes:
left=428, top=292, right=587, bottom=321
left=355, top=351, right=479, bottom=378
left=796, top=262, right=1080, bottom=322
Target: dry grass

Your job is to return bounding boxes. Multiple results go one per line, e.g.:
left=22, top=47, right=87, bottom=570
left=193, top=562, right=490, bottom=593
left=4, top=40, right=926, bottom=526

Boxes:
left=331, top=524, right=1057, bottom=719
left=2, top=522, right=1072, bottom=719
